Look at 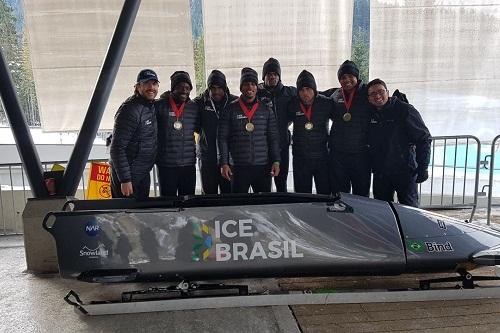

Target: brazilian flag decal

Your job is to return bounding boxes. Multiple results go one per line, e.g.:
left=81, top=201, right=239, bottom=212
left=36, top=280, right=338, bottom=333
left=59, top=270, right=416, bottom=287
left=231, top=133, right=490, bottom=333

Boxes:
left=407, top=240, right=425, bottom=253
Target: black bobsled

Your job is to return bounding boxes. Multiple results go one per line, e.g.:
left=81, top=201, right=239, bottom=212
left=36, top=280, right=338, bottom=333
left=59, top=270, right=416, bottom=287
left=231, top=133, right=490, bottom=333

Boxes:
left=43, top=193, right=500, bottom=283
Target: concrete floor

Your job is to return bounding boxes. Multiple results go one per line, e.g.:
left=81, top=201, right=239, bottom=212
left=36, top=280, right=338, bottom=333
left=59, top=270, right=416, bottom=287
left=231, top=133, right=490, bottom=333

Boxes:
left=0, top=235, right=300, bottom=333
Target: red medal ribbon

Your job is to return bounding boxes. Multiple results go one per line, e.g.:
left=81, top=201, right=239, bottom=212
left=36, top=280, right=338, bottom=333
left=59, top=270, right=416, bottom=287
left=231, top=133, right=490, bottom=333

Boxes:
left=168, top=95, right=186, bottom=120
left=299, top=102, right=313, bottom=122
left=238, top=98, right=260, bottom=122
left=341, top=87, right=357, bottom=112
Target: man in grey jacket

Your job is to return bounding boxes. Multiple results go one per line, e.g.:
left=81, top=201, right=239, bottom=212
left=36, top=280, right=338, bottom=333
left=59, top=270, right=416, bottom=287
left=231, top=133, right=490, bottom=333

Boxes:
left=218, top=67, right=281, bottom=193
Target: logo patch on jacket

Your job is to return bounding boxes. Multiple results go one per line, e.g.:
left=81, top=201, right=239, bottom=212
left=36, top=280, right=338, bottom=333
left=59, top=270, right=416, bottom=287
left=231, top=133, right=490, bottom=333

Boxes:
left=296, top=111, right=305, bottom=116
left=145, top=119, right=152, bottom=125
left=236, top=115, right=246, bottom=120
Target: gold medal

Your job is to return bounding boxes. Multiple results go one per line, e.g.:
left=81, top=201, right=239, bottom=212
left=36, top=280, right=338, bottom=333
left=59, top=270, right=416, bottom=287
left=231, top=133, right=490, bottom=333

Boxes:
left=305, top=122, right=314, bottom=130
left=173, top=120, right=183, bottom=130
left=245, top=122, right=255, bottom=132
left=342, top=113, right=352, bottom=122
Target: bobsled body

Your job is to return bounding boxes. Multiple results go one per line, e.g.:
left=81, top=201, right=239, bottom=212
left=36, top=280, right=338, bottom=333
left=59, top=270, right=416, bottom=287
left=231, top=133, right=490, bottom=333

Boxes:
left=43, top=193, right=500, bottom=282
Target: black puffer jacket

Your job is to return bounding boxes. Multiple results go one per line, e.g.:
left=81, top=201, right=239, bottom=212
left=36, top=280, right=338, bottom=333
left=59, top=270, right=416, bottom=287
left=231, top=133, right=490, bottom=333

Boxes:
left=218, top=98, right=280, bottom=166
left=193, top=89, right=238, bottom=165
left=110, top=94, right=157, bottom=182
left=368, top=97, right=432, bottom=175
left=155, top=91, right=199, bottom=167
left=258, top=82, right=297, bottom=149
left=288, top=94, right=334, bottom=159
left=328, top=82, right=371, bottom=153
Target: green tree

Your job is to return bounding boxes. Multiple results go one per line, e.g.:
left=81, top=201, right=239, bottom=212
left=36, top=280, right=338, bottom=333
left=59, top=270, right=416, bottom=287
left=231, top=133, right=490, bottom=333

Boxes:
left=351, top=0, right=370, bottom=83
left=193, top=37, right=206, bottom=93
left=351, top=27, right=369, bottom=83
left=0, top=0, right=39, bottom=126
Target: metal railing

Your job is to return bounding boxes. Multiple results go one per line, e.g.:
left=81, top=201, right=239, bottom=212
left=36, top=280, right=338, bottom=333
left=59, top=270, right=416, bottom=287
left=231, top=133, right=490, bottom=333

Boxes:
left=418, top=135, right=482, bottom=222
left=486, top=135, right=500, bottom=225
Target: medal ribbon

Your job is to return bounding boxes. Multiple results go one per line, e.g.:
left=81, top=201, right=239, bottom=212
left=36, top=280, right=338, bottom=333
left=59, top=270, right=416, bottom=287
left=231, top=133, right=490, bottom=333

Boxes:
left=238, top=98, right=260, bottom=122
left=341, top=87, right=356, bottom=112
left=168, top=95, right=186, bottom=120
left=299, top=103, right=313, bottom=122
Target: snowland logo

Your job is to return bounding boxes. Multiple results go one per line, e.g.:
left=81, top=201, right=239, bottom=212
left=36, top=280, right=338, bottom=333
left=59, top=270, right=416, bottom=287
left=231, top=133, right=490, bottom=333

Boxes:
left=79, top=244, right=108, bottom=258
left=192, top=219, right=303, bottom=262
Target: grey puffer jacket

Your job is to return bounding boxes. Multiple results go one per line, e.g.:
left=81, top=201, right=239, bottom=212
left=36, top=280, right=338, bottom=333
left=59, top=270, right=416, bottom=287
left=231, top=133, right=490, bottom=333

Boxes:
left=110, top=94, right=157, bottom=182
left=218, top=97, right=280, bottom=166
left=155, top=91, right=199, bottom=167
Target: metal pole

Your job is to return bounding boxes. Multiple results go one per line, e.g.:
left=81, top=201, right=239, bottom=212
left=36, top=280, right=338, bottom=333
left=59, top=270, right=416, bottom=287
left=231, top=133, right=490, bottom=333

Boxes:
left=61, top=0, right=141, bottom=196
left=487, top=135, right=500, bottom=225
left=0, top=48, right=46, bottom=197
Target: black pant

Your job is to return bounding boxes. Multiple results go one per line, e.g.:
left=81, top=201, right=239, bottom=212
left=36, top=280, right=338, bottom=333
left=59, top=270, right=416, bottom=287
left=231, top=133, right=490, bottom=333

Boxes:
left=157, top=165, right=196, bottom=196
left=273, top=147, right=289, bottom=192
left=110, top=167, right=151, bottom=199
left=293, top=157, right=330, bottom=194
left=199, top=160, right=231, bottom=194
left=232, top=165, right=272, bottom=193
left=328, top=151, right=371, bottom=197
left=373, top=172, right=419, bottom=207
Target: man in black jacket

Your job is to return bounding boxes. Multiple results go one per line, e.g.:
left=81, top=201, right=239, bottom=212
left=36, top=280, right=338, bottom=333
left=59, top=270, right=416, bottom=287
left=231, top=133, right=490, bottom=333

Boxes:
left=194, top=70, right=237, bottom=194
left=367, top=78, right=432, bottom=207
left=258, top=58, right=297, bottom=192
left=218, top=67, right=281, bottom=193
left=109, top=69, right=159, bottom=199
left=328, top=60, right=371, bottom=197
left=288, top=70, right=333, bottom=194
left=155, top=71, right=199, bottom=196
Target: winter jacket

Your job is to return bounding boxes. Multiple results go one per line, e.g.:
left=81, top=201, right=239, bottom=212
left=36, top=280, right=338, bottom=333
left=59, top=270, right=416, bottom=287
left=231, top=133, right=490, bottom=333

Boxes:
left=368, top=96, right=432, bottom=175
left=328, top=82, right=371, bottom=153
left=155, top=91, right=199, bottom=167
left=288, top=95, right=334, bottom=160
left=109, top=94, right=157, bottom=182
left=193, top=89, right=238, bottom=165
left=258, top=82, right=297, bottom=149
left=218, top=97, right=281, bottom=166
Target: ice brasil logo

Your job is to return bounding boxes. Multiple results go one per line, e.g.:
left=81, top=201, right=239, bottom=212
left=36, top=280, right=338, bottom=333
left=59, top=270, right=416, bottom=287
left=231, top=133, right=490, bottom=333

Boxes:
left=192, top=219, right=303, bottom=262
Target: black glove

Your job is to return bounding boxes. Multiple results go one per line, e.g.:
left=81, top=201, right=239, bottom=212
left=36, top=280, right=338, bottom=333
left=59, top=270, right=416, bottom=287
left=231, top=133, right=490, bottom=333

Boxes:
left=415, top=168, right=429, bottom=183
left=392, top=89, right=409, bottom=103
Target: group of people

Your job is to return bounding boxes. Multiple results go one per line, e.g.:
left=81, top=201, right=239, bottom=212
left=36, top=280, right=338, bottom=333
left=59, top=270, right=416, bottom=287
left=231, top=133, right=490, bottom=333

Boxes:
left=109, top=59, right=432, bottom=207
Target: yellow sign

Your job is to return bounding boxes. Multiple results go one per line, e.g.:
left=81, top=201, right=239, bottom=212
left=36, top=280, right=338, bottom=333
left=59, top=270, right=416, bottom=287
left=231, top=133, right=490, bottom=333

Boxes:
left=86, top=162, right=111, bottom=199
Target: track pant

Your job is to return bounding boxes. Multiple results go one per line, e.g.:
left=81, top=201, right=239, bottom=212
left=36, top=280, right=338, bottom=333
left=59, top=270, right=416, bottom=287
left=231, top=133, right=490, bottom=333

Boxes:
left=199, top=160, right=231, bottom=194
left=372, top=172, right=419, bottom=207
left=232, top=165, right=272, bottom=194
left=293, top=157, right=330, bottom=194
left=157, top=165, right=196, bottom=196
left=273, top=147, right=289, bottom=192
left=110, top=167, right=151, bottom=199
left=328, top=151, right=371, bottom=197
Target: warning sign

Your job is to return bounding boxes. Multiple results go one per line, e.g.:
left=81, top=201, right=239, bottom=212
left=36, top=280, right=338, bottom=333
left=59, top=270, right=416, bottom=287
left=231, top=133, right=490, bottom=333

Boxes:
left=86, top=162, right=111, bottom=199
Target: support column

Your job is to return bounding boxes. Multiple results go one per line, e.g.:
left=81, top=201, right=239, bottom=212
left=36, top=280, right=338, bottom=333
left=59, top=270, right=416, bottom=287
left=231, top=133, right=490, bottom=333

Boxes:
left=61, top=0, right=142, bottom=196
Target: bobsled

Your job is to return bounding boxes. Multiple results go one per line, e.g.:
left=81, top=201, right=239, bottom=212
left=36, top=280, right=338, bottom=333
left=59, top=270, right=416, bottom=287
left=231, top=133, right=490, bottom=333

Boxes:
left=43, top=193, right=500, bottom=283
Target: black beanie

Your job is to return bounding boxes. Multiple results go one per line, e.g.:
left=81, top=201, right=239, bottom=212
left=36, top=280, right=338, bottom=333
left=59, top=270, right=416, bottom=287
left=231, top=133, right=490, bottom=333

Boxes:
left=337, top=60, right=359, bottom=80
left=262, top=57, right=281, bottom=80
left=207, top=70, right=227, bottom=88
left=240, top=67, right=259, bottom=88
left=170, top=70, right=193, bottom=91
left=296, top=70, right=317, bottom=94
